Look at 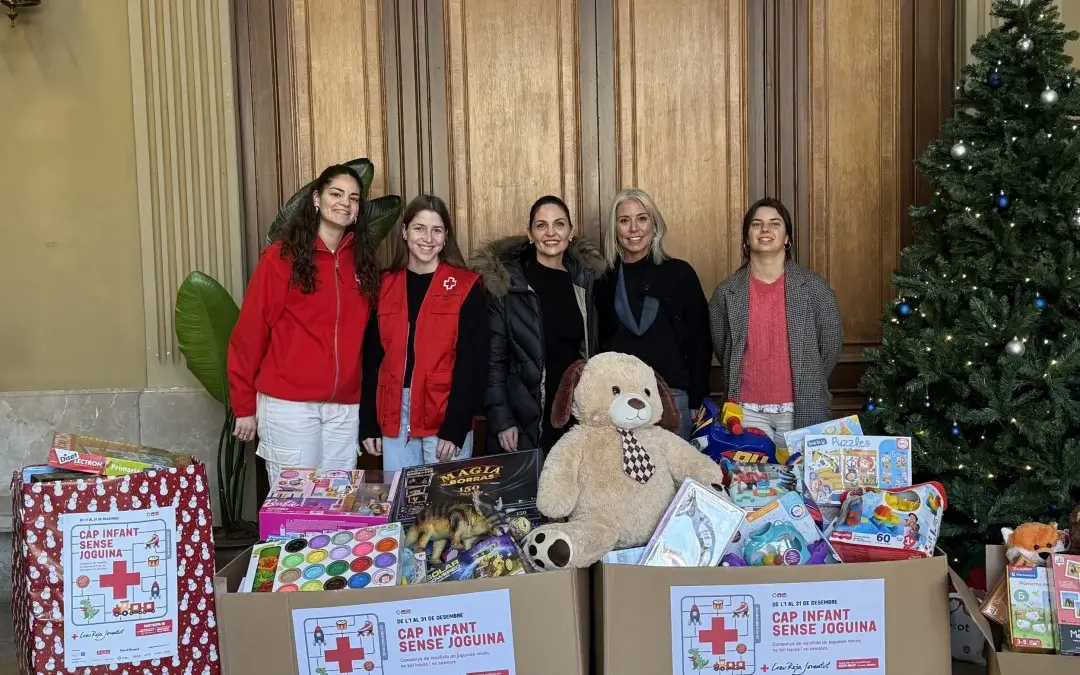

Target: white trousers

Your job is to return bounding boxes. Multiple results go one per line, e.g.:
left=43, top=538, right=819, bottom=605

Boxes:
left=740, top=408, right=795, bottom=449
left=256, top=393, right=360, bottom=482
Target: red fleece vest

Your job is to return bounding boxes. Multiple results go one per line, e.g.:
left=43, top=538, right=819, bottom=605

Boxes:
left=376, top=263, right=479, bottom=438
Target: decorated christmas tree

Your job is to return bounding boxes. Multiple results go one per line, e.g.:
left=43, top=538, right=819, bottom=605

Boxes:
left=860, top=0, right=1080, bottom=568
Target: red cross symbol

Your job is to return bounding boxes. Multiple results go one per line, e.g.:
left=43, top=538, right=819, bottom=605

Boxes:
left=443, top=276, right=457, bottom=291
left=324, top=636, right=366, bottom=673
left=699, top=616, right=739, bottom=656
left=98, top=560, right=142, bottom=600
left=761, top=666, right=769, bottom=673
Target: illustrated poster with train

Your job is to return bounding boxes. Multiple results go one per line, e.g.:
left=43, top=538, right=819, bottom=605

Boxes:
left=60, top=506, right=179, bottom=668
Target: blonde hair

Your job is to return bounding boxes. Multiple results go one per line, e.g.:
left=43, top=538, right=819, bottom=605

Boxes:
left=603, top=187, right=670, bottom=266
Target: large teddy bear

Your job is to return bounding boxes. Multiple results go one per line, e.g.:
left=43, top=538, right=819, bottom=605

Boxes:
left=523, top=352, right=730, bottom=570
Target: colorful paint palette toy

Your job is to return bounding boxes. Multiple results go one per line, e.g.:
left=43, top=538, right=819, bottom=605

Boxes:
left=263, top=523, right=403, bottom=592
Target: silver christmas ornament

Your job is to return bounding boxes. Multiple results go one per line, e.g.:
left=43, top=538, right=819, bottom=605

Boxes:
left=1071, top=210, right=1080, bottom=228
left=1018, top=36, right=1034, bottom=53
left=950, top=142, right=969, bottom=160
left=1006, top=338, right=1026, bottom=357
left=1041, top=87, right=1059, bottom=106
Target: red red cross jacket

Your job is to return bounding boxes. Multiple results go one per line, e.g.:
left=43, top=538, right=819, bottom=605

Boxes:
left=227, top=234, right=373, bottom=418
left=375, top=263, right=480, bottom=438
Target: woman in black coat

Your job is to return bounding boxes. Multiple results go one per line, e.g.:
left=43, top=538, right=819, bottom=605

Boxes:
left=471, top=196, right=607, bottom=455
left=594, top=188, right=712, bottom=439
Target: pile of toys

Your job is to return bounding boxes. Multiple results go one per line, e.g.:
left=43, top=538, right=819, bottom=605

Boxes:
left=239, top=450, right=545, bottom=593
left=597, top=399, right=948, bottom=568
left=971, top=513, right=1080, bottom=658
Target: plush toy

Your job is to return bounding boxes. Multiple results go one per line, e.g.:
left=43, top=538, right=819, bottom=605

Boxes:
left=1002, top=522, right=1066, bottom=567
left=521, top=353, right=730, bottom=570
left=1068, top=505, right=1080, bottom=554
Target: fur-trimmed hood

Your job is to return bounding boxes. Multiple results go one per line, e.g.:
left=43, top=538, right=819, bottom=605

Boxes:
left=470, top=235, right=608, bottom=298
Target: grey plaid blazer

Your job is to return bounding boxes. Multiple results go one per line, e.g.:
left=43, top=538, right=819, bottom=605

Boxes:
left=708, top=261, right=843, bottom=429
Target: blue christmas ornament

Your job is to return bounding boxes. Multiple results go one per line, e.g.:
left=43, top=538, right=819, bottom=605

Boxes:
left=895, top=301, right=912, bottom=318
left=865, top=400, right=876, bottom=412
left=996, top=192, right=1010, bottom=209
left=1035, top=295, right=1047, bottom=310
left=951, top=424, right=962, bottom=437
left=987, top=71, right=1002, bottom=88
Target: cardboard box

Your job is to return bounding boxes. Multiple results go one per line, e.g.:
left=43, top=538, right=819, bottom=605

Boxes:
left=594, top=554, right=951, bottom=675
left=953, top=545, right=1079, bottom=675
left=214, top=550, right=589, bottom=675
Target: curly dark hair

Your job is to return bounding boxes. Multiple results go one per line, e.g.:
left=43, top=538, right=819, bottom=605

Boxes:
left=277, top=164, right=380, bottom=300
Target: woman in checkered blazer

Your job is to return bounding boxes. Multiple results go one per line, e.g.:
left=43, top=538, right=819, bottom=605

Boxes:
left=708, top=197, right=843, bottom=447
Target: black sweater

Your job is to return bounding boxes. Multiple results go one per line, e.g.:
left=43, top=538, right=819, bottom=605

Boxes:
left=358, top=270, right=488, bottom=447
left=594, top=256, right=712, bottom=409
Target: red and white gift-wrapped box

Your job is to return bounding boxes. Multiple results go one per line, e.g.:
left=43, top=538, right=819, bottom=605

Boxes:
left=11, top=462, right=223, bottom=675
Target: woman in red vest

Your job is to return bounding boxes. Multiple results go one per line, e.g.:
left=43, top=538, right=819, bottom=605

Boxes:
left=227, top=164, right=379, bottom=481
left=359, top=195, right=489, bottom=470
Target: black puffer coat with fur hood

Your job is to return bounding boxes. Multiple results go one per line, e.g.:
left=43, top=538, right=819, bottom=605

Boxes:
left=470, top=235, right=608, bottom=453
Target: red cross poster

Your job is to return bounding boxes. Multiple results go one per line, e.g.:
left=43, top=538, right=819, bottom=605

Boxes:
left=60, top=506, right=179, bottom=668
left=670, top=579, right=885, bottom=675
left=290, top=589, right=516, bottom=675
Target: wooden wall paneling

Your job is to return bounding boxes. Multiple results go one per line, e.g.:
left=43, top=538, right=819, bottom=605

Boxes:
left=443, top=0, right=583, bottom=254
left=611, top=0, right=748, bottom=294
left=290, top=0, right=388, bottom=194
left=381, top=0, right=450, bottom=202
left=747, top=0, right=811, bottom=264
left=234, top=0, right=297, bottom=277
left=900, top=0, right=954, bottom=250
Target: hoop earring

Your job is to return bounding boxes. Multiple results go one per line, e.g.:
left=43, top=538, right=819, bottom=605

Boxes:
left=784, top=241, right=791, bottom=251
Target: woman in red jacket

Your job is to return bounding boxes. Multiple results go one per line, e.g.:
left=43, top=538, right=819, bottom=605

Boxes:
left=359, top=195, right=488, bottom=470
left=227, top=164, right=379, bottom=480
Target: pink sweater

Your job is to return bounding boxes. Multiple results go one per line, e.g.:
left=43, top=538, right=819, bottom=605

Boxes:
left=739, top=273, right=794, bottom=405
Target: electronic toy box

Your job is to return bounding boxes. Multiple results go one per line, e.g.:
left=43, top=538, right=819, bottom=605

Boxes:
left=691, top=398, right=787, bottom=464
left=721, top=458, right=803, bottom=513
left=783, top=415, right=863, bottom=466
left=827, top=481, right=946, bottom=562
left=258, top=468, right=400, bottom=540
left=804, top=434, right=912, bottom=505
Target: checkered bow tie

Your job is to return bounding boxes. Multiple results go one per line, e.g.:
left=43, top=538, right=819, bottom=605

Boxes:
left=617, top=428, right=655, bottom=484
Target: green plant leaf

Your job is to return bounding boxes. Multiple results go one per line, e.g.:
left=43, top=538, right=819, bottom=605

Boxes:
left=174, top=271, right=240, bottom=407
left=366, top=195, right=403, bottom=245
left=266, top=158, right=376, bottom=246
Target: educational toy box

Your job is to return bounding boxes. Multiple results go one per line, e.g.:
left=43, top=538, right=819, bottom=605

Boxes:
left=11, top=461, right=221, bottom=675
left=803, top=434, right=913, bottom=505
left=828, top=482, right=946, bottom=562
left=47, top=432, right=193, bottom=476
left=258, top=468, right=400, bottom=540
left=1005, top=565, right=1057, bottom=654
left=1050, top=553, right=1080, bottom=655
left=783, top=415, right=863, bottom=466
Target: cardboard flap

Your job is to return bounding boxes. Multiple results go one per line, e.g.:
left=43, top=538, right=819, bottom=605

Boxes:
left=950, top=567, right=996, bottom=649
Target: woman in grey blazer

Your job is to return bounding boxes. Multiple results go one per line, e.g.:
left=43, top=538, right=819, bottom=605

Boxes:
left=708, top=198, right=843, bottom=447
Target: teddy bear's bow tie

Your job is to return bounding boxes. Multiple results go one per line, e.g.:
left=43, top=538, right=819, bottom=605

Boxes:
left=617, top=428, right=655, bottom=484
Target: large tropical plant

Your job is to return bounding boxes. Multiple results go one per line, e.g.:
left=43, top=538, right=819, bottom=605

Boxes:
left=174, top=158, right=401, bottom=537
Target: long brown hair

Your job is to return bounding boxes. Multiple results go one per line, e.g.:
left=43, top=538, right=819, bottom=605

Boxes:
left=278, top=164, right=380, bottom=300
left=386, top=195, right=467, bottom=271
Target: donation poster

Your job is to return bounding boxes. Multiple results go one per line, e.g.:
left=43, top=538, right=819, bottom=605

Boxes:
left=291, top=588, right=516, bottom=675
left=670, top=579, right=886, bottom=675
left=60, top=506, right=180, bottom=668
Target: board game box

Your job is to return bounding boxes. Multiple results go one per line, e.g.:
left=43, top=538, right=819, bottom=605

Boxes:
left=1050, top=553, right=1080, bottom=655
left=782, top=415, right=863, bottom=466
left=639, top=478, right=745, bottom=567
left=1006, top=564, right=1057, bottom=654
left=259, top=468, right=399, bottom=540
left=47, top=432, right=192, bottom=476
left=804, top=434, right=912, bottom=505
left=391, top=449, right=542, bottom=561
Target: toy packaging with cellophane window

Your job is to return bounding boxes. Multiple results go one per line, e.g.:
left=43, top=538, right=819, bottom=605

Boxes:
left=723, top=491, right=838, bottom=566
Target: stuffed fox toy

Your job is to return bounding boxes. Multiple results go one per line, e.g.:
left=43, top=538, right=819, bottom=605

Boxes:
left=1002, top=522, right=1066, bottom=566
